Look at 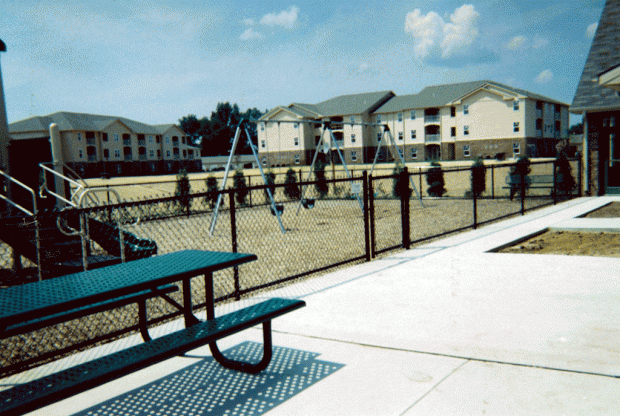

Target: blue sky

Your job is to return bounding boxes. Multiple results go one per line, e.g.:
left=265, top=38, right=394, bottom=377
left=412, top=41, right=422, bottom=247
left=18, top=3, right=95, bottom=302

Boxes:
left=1, top=0, right=605, bottom=126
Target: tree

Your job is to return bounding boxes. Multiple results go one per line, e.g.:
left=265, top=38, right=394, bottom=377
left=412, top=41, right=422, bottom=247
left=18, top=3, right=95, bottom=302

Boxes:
left=178, top=114, right=201, bottom=137
left=568, top=122, right=583, bottom=135
left=263, top=170, right=276, bottom=203
left=314, top=158, right=329, bottom=199
left=175, top=168, right=191, bottom=213
left=205, top=175, right=219, bottom=208
left=233, top=169, right=249, bottom=206
left=284, top=168, right=300, bottom=200
left=470, top=157, right=486, bottom=198
left=555, top=150, right=577, bottom=197
left=509, top=155, right=531, bottom=200
left=426, top=161, right=446, bottom=197
left=392, top=164, right=411, bottom=199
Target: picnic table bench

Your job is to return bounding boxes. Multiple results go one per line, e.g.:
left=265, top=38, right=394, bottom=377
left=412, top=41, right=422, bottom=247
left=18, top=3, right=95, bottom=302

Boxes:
left=504, top=174, right=564, bottom=189
left=0, top=250, right=305, bottom=415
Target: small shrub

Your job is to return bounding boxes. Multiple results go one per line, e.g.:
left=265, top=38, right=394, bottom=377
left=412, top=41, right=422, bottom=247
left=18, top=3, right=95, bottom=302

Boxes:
left=174, top=168, right=191, bottom=213
left=470, top=157, right=486, bottom=198
left=555, top=150, right=576, bottom=196
left=205, top=176, right=218, bottom=208
left=509, top=156, right=531, bottom=200
left=426, top=161, right=446, bottom=197
left=392, top=164, right=411, bottom=199
left=314, top=159, right=329, bottom=199
left=284, top=168, right=300, bottom=200
left=233, top=169, right=249, bottom=206
left=263, top=170, right=277, bottom=203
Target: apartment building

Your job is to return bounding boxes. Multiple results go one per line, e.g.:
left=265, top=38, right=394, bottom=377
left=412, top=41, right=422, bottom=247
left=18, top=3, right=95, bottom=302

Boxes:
left=258, top=80, right=569, bottom=167
left=8, top=112, right=201, bottom=178
left=571, top=0, right=620, bottom=195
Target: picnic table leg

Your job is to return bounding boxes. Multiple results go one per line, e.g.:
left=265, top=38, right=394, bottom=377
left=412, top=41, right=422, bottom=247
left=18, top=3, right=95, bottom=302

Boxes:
left=204, top=273, right=274, bottom=373
left=182, top=277, right=200, bottom=327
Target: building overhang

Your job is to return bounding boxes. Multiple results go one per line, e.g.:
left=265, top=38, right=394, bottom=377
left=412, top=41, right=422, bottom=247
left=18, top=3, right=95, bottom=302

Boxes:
left=448, top=84, right=526, bottom=105
left=595, top=64, right=620, bottom=92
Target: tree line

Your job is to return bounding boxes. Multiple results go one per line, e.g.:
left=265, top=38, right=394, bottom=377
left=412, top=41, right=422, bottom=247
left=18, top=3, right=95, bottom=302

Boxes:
left=178, top=102, right=265, bottom=157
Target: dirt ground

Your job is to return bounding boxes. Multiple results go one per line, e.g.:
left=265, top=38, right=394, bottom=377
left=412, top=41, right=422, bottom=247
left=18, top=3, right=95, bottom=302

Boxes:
left=499, top=202, right=620, bottom=257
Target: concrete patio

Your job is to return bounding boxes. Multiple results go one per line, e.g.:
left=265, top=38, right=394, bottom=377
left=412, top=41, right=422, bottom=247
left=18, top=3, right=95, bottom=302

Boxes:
left=24, top=196, right=620, bottom=415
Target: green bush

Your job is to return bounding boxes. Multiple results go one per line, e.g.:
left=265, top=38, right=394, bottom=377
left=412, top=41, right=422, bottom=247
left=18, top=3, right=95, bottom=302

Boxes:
left=555, top=150, right=576, bottom=196
left=314, top=159, right=329, bottom=199
left=509, top=156, right=531, bottom=200
left=205, top=175, right=218, bottom=208
left=470, top=157, right=486, bottom=198
left=263, top=170, right=277, bottom=202
left=174, top=168, right=191, bottom=213
left=426, top=161, right=446, bottom=197
left=233, top=169, right=249, bottom=206
left=392, top=165, right=411, bottom=199
left=284, top=168, right=300, bottom=200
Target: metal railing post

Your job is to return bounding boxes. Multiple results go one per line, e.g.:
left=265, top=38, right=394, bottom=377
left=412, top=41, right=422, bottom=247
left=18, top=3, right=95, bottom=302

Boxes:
left=362, top=171, right=371, bottom=262
left=369, top=174, right=376, bottom=258
left=401, top=167, right=411, bottom=250
left=229, top=191, right=240, bottom=301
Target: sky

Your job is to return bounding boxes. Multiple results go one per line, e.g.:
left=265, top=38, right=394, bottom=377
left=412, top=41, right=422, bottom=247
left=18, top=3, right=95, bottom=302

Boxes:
left=0, top=0, right=606, bottom=127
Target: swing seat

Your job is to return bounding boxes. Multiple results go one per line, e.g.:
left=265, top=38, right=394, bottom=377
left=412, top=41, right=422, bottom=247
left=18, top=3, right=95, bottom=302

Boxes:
left=270, top=204, right=284, bottom=216
left=302, top=198, right=315, bottom=209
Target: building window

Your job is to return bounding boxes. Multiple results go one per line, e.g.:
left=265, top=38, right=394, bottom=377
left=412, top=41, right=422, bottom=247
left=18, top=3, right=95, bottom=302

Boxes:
left=351, top=151, right=357, bottom=162
left=450, top=107, right=456, bottom=117
left=398, top=148, right=403, bottom=159
left=514, top=122, right=520, bottom=132
left=261, top=123, right=265, bottom=131
left=378, top=151, right=384, bottom=161
left=411, top=148, right=417, bottom=159
left=463, top=145, right=471, bottom=158
left=411, top=130, right=416, bottom=139
left=398, top=113, right=403, bottom=122
left=513, top=142, right=520, bottom=155
left=377, top=133, right=382, bottom=142
left=102, top=133, right=108, bottom=142
left=78, top=133, right=82, bottom=141
left=157, top=150, right=161, bottom=158
left=261, top=140, right=266, bottom=148
left=262, top=156, right=267, bottom=166
left=513, top=100, right=520, bottom=111
left=350, top=116, right=355, bottom=124
left=113, top=134, right=119, bottom=142
left=451, top=127, right=456, bottom=137
left=410, top=110, right=416, bottom=120
left=555, top=120, right=561, bottom=131
left=463, top=104, right=469, bottom=115
left=398, top=132, right=403, bottom=141
left=149, top=150, right=154, bottom=157
left=166, top=150, right=171, bottom=157
left=103, top=149, right=109, bottom=159
left=376, top=115, right=381, bottom=123
left=294, top=154, right=300, bottom=164
left=78, top=149, right=83, bottom=158
left=351, top=134, right=356, bottom=143
left=165, top=136, right=170, bottom=144
left=464, top=125, right=469, bottom=135
left=294, top=137, right=299, bottom=146
left=294, top=123, right=298, bottom=129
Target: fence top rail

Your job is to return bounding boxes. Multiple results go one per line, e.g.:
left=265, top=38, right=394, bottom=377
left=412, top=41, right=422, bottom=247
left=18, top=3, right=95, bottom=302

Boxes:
left=0, top=168, right=37, bottom=216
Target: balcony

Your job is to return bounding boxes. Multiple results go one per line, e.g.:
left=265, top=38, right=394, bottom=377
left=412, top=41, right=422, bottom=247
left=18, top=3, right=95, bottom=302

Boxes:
left=425, top=134, right=441, bottom=144
left=87, top=154, right=97, bottom=162
left=139, top=154, right=147, bottom=161
left=332, top=139, right=344, bottom=148
left=124, top=155, right=132, bottom=161
left=536, top=109, right=542, bottom=118
left=123, top=139, right=131, bottom=146
left=86, top=137, right=95, bottom=145
left=424, top=115, right=440, bottom=123
left=138, top=139, right=146, bottom=146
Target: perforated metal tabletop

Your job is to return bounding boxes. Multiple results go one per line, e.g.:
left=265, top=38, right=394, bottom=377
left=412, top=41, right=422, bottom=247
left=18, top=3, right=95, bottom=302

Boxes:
left=0, top=250, right=257, bottom=331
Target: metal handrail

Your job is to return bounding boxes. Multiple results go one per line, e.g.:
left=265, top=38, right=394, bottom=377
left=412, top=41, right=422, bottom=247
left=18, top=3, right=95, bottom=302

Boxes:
left=0, top=168, right=37, bottom=216
left=39, top=163, right=101, bottom=208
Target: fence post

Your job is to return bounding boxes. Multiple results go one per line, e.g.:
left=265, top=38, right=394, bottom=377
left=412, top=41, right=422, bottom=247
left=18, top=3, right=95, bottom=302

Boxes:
left=369, top=174, right=376, bottom=259
left=401, top=167, right=411, bottom=250
left=229, top=191, right=240, bottom=301
left=520, top=169, right=526, bottom=215
left=362, top=171, right=371, bottom=262
left=491, top=165, right=495, bottom=199
left=472, top=181, right=478, bottom=229
left=577, top=157, right=583, bottom=197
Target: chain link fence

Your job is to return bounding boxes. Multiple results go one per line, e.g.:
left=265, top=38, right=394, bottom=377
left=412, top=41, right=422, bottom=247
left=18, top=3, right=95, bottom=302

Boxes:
left=0, top=158, right=581, bottom=376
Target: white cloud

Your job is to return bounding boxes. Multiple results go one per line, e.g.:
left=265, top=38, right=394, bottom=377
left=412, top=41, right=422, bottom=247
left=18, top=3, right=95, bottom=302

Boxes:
left=586, top=22, right=598, bottom=39
left=242, top=18, right=254, bottom=26
left=260, top=6, right=299, bottom=29
left=535, top=69, right=553, bottom=84
left=240, top=27, right=263, bottom=40
left=506, top=35, right=527, bottom=50
left=358, top=63, right=370, bottom=74
left=404, top=4, right=480, bottom=59
left=532, top=36, right=549, bottom=49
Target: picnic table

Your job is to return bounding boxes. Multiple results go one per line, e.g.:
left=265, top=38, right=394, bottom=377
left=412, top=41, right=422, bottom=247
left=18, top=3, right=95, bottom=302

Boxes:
left=0, top=250, right=305, bottom=415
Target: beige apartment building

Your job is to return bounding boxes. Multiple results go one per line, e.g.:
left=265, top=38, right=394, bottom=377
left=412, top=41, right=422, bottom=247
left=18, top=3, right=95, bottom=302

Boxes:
left=258, top=80, right=569, bottom=167
left=8, top=112, right=201, bottom=178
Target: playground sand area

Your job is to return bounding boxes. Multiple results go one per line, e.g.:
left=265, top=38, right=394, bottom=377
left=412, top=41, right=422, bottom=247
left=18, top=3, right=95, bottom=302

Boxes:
left=499, top=202, right=620, bottom=257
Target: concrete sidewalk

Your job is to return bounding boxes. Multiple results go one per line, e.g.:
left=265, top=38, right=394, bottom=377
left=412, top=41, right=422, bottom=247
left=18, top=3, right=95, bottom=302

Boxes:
left=29, top=196, right=620, bottom=415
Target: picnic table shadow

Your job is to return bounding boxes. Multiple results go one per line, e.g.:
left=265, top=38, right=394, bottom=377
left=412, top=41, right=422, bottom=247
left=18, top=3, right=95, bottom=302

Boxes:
left=72, top=341, right=343, bottom=416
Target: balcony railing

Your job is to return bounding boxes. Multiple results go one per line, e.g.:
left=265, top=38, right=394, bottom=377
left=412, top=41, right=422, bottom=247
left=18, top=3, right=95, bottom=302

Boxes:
left=424, top=115, right=440, bottom=123
left=536, top=109, right=542, bottom=118
left=536, top=129, right=542, bottom=137
left=138, top=139, right=146, bottom=146
left=123, top=139, right=131, bottom=146
left=124, top=155, right=132, bottom=161
left=332, top=139, right=344, bottom=148
left=425, top=134, right=441, bottom=144
left=87, top=154, right=97, bottom=162
left=139, top=154, right=147, bottom=161
left=86, top=138, right=95, bottom=145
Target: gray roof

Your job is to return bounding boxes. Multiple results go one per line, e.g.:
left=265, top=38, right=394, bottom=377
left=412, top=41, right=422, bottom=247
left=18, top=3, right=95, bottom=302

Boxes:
left=571, top=0, right=620, bottom=113
left=376, top=80, right=566, bottom=114
left=312, top=90, right=395, bottom=116
left=9, top=112, right=167, bottom=135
